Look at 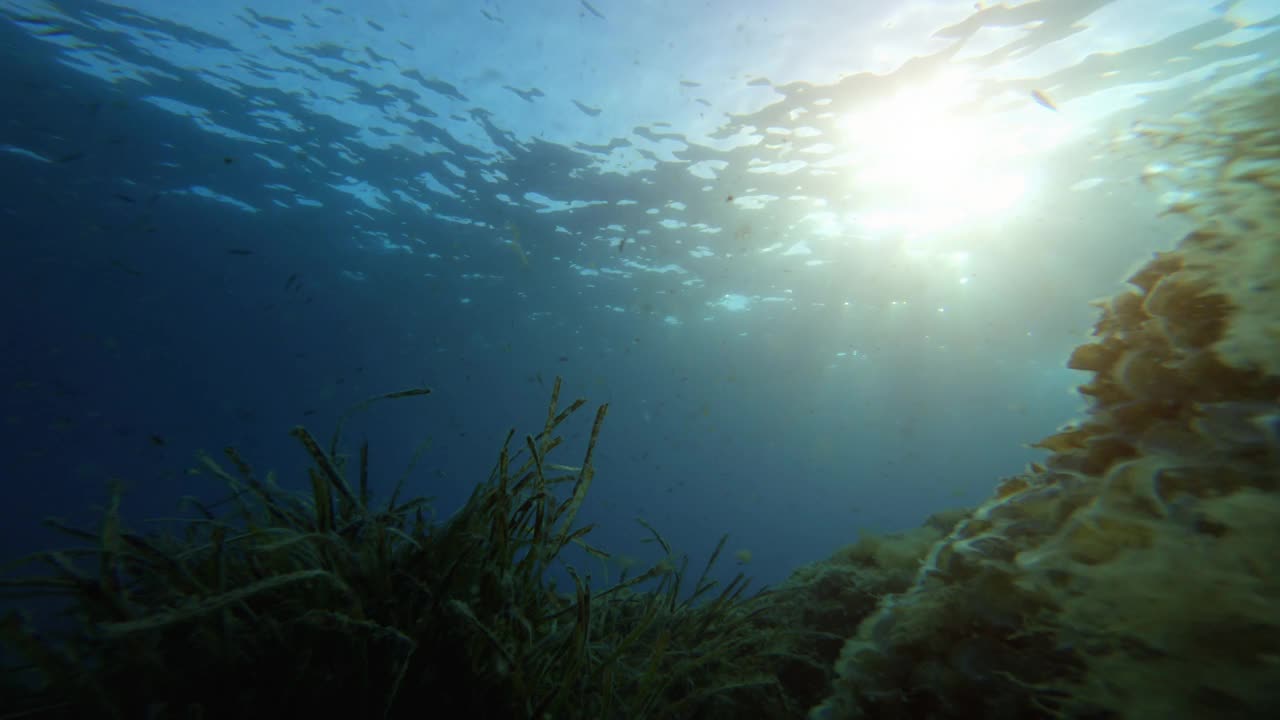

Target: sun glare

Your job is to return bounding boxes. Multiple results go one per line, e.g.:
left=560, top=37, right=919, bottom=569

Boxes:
left=838, top=71, right=1030, bottom=238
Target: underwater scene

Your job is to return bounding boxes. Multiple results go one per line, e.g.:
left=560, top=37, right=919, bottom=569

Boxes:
left=1, top=0, right=1278, bottom=718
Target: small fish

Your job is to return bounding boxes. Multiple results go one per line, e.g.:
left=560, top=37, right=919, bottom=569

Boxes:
left=580, top=0, right=605, bottom=20
left=572, top=99, right=602, bottom=117
left=227, top=248, right=253, bottom=256
left=618, top=237, right=629, bottom=253
left=580, top=543, right=611, bottom=561
left=109, top=259, right=144, bottom=277
left=1030, top=89, right=1058, bottom=112
left=149, top=434, right=166, bottom=446
left=113, top=193, right=135, bottom=203
left=285, top=272, right=301, bottom=291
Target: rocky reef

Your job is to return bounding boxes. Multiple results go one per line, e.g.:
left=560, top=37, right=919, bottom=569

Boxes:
left=813, top=71, right=1280, bottom=720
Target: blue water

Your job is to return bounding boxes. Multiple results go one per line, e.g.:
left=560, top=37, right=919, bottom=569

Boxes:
left=2, top=0, right=1275, bottom=592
